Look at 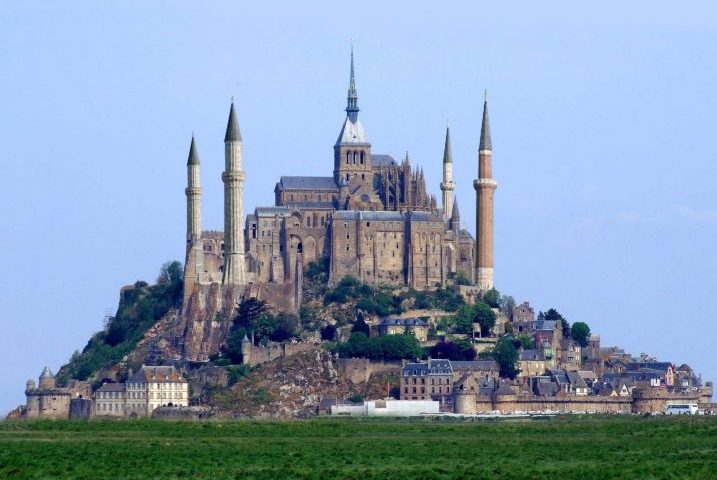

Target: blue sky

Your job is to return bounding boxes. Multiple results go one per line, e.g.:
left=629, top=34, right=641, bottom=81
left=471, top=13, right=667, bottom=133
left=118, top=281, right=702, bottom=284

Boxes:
left=1, top=2, right=716, bottom=413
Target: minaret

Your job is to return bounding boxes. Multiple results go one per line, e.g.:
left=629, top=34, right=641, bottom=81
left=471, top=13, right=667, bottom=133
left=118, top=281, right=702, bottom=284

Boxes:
left=440, top=125, right=455, bottom=221
left=222, top=101, right=248, bottom=286
left=186, top=136, right=202, bottom=241
left=474, top=92, right=497, bottom=290
left=183, top=135, right=203, bottom=303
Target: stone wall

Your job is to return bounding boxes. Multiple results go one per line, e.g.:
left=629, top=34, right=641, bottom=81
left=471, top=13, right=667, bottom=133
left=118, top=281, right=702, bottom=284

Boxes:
left=246, top=341, right=318, bottom=366
left=455, top=393, right=632, bottom=414
left=335, top=358, right=402, bottom=384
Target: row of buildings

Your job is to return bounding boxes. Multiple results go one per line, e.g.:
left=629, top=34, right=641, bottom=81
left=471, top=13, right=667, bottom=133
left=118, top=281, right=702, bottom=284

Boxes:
left=22, top=366, right=188, bottom=419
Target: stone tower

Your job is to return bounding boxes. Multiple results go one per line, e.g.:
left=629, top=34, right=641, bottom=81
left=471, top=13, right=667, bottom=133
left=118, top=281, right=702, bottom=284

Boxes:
left=183, top=136, right=203, bottom=302
left=222, top=101, right=248, bottom=286
left=241, top=333, right=252, bottom=365
left=473, top=93, right=497, bottom=290
left=334, top=46, right=372, bottom=187
left=440, top=125, right=455, bottom=221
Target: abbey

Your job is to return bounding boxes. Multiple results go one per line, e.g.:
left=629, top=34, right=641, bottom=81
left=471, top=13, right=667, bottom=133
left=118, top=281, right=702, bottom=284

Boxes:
left=182, top=50, right=496, bottom=310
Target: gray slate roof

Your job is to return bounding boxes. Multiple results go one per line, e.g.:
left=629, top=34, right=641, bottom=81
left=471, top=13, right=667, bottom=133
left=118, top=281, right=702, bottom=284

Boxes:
left=335, top=116, right=368, bottom=146
left=378, top=317, right=428, bottom=327
left=443, top=126, right=452, bottom=164
left=279, top=176, right=338, bottom=191
left=255, top=206, right=292, bottom=216
left=403, top=359, right=453, bottom=376
left=371, top=154, right=397, bottom=167
left=479, top=99, right=491, bottom=151
left=96, top=382, right=126, bottom=392
left=40, top=366, right=54, bottom=379
left=333, top=210, right=405, bottom=221
left=288, top=201, right=335, bottom=210
left=451, top=360, right=498, bottom=371
left=520, top=349, right=545, bottom=361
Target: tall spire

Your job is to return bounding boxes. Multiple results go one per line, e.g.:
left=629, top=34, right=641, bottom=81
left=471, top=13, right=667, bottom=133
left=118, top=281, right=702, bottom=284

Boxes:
left=479, top=91, right=492, bottom=151
left=225, top=100, right=242, bottom=143
left=451, top=196, right=460, bottom=223
left=346, top=44, right=359, bottom=119
left=443, top=126, right=452, bottom=164
left=187, top=135, right=200, bottom=165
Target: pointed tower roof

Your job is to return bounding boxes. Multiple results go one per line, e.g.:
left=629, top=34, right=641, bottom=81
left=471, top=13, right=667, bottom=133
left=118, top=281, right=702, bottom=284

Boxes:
left=451, top=196, right=460, bottom=222
left=443, top=126, right=452, bottom=164
left=479, top=91, right=492, bottom=151
left=346, top=43, right=359, bottom=117
left=40, top=366, right=54, bottom=379
left=187, top=135, right=200, bottom=165
left=242, top=333, right=251, bottom=343
left=224, top=101, right=242, bottom=143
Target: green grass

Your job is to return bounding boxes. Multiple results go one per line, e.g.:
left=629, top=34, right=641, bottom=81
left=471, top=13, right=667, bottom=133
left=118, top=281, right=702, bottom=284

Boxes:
left=1, top=416, right=716, bottom=479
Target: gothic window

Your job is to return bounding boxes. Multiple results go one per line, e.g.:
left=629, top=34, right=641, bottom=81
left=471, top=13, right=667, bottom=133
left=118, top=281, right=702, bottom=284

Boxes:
left=346, top=152, right=350, bottom=164
left=361, top=174, right=365, bottom=180
left=353, top=152, right=357, bottom=164
left=346, top=173, right=350, bottom=181
left=346, top=245, right=350, bottom=251
left=346, top=233, right=350, bottom=239
left=366, top=222, right=370, bottom=227
left=360, top=152, right=365, bottom=164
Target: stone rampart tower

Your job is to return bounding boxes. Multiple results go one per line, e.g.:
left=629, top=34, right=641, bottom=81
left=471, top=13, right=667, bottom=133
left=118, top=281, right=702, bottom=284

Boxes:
left=222, top=101, right=248, bottom=286
left=440, top=125, right=455, bottom=221
left=474, top=94, right=496, bottom=290
left=183, top=136, right=204, bottom=302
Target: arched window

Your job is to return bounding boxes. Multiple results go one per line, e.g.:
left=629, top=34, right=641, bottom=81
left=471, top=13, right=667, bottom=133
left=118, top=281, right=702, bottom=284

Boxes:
left=353, top=152, right=357, bottom=164
left=346, top=152, right=350, bottom=164
left=360, top=152, right=364, bottom=164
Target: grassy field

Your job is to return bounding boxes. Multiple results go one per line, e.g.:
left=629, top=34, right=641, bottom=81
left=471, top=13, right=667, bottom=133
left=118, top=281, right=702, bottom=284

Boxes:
left=1, top=416, right=716, bottom=479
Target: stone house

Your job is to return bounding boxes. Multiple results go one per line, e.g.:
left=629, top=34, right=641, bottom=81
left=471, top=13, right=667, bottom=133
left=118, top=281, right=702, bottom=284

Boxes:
left=94, top=383, right=126, bottom=417
left=377, top=317, right=429, bottom=342
left=401, top=359, right=453, bottom=410
left=126, top=366, right=189, bottom=417
left=518, top=349, right=546, bottom=378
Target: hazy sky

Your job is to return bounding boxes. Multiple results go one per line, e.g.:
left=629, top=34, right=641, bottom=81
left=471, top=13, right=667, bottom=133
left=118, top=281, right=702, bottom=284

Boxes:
left=1, top=2, right=716, bottom=413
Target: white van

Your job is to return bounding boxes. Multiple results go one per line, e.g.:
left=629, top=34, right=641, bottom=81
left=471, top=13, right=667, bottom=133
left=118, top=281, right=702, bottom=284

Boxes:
left=665, top=403, right=699, bottom=415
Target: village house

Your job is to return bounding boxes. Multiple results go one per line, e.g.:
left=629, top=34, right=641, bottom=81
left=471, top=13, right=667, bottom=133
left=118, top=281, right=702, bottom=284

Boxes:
left=377, top=317, right=429, bottom=342
left=94, top=383, right=126, bottom=417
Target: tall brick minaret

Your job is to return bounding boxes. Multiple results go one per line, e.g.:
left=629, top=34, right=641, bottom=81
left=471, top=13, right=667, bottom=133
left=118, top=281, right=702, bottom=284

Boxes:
left=440, top=125, right=455, bottom=221
left=474, top=92, right=497, bottom=290
left=222, top=101, right=247, bottom=286
left=183, top=135, right=204, bottom=303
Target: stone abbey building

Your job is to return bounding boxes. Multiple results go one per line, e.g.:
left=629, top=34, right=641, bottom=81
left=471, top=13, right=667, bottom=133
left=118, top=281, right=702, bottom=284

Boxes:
left=182, top=49, right=496, bottom=311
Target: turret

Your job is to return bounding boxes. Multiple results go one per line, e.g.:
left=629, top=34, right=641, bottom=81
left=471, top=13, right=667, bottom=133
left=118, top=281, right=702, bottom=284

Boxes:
left=440, top=126, right=456, bottom=221
left=222, top=101, right=248, bottom=286
left=450, top=196, right=461, bottom=232
left=473, top=91, right=497, bottom=290
left=38, top=366, right=55, bottom=389
left=241, top=333, right=252, bottom=365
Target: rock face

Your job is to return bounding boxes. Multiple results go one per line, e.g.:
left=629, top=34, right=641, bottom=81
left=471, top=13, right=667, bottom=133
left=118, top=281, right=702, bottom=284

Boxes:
left=175, top=283, right=244, bottom=361
left=212, top=347, right=353, bottom=418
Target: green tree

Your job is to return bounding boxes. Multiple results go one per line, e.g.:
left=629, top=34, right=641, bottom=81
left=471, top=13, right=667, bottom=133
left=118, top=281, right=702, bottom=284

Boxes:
left=271, top=313, right=298, bottom=342
left=517, top=334, right=533, bottom=350
left=453, top=305, right=475, bottom=334
left=351, top=314, right=371, bottom=336
left=570, top=322, right=591, bottom=347
left=473, top=302, right=497, bottom=336
left=252, top=313, right=277, bottom=343
left=235, top=297, right=269, bottom=329
left=320, top=324, right=337, bottom=341
left=544, top=308, right=570, bottom=338
left=223, top=326, right=248, bottom=364
left=483, top=288, right=501, bottom=308
left=492, top=337, right=520, bottom=379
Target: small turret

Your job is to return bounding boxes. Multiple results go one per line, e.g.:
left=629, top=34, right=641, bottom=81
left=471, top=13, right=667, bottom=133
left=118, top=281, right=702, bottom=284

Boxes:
left=450, top=196, right=461, bottom=231
left=241, top=333, right=252, bottom=365
left=39, top=366, right=55, bottom=389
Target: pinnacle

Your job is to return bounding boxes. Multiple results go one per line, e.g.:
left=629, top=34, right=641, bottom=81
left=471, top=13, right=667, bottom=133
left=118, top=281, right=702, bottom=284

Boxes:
left=187, top=135, right=200, bottom=165
left=225, top=101, right=242, bottom=143
left=479, top=95, right=492, bottom=151
left=443, top=126, right=452, bottom=164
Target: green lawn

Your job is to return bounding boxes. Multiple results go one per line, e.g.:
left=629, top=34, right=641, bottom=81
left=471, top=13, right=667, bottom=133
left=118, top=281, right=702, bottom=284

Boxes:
left=1, top=416, right=716, bottom=479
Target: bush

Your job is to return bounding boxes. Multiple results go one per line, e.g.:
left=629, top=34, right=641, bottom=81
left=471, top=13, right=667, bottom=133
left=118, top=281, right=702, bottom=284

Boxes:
left=270, top=313, right=298, bottom=342
left=351, top=314, right=371, bottom=336
left=428, top=339, right=476, bottom=361
left=320, top=324, right=337, bottom=341
left=334, top=332, right=423, bottom=361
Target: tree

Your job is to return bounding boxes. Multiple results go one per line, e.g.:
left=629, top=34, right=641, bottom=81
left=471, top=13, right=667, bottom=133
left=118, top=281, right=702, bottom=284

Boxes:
left=351, top=313, right=371, bottom=336
left=251, top=313, right=277, bottom=343
left=157, top=261, right=183, bottom=286
left=453, top=305, right=475, bottom=334
left=428, top=339, right=476, bottom=361
left=235, top=297, right=269, bottom=329
left=270, top=313, right=298, bottom=342
left=517, top=334, right=533, bottom=350
left=500, top=295, right=516, bottom=320
left=492, top=337, right=520, bottom=379
left=570, top=322, right=591, bottom=347
left=473, top=302, right=497, bottom=336
left=544, top=308, right=570, bottom=338
left=320, top=324, right=337, bottom=341
left=483, top=288, right=501, bottom=308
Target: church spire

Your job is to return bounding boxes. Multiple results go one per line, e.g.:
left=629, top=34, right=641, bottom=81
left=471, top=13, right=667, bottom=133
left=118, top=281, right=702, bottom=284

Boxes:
left=479, top=91, right=492, bottom=152
left=346, top=44, right=359, bottom=119
left=187, top=135, right=200, bottom=165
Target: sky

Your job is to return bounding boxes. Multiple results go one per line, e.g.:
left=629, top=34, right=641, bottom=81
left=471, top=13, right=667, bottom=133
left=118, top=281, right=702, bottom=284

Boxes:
left=1, top=2, right=716, bottom=414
